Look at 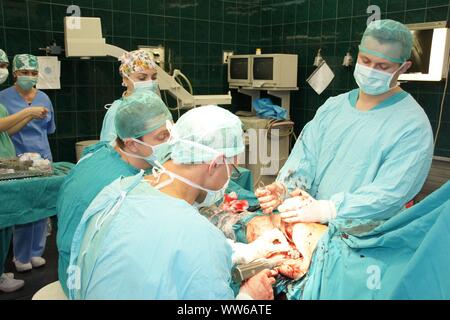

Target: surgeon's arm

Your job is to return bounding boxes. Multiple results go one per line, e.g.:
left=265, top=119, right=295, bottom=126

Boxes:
left=276, top=117, right=320, bottom=194
left=1, top=107, right=47, bottom=134
left=237, top=269, right=277, bottom=300
left=0, top=108, right=32, bottom=132
left=275, top=95, right=336, bottom=195
left=330, top=127, right=434, bottom=221
left=9, top=107, right=49, bottom=135
left=257, top=106, right=324, bottom=214
left=227, top=229, right=290, bottom=265
left=7, top=116, right=34, bottom=135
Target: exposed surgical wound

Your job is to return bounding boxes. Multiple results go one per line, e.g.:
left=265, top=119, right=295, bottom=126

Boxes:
left=203, top=192, right=328, bottom=281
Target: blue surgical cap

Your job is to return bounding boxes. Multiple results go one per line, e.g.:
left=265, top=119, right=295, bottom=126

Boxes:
left=115, top=90, right=172, bottom=140
left=359, top=19, right=413, bottom=63
left=170, top=105, right=245, bottom=164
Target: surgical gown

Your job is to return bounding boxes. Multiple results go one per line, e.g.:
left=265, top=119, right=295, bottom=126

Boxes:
left=99, top=99, right=122, bottom=142
left=0, top=104, right=16, bottom=158
left=69, top=172, right=235, bottom=300
left=56, top=141, right=139, bottom=296
left=277, top=89, right=434, bottom=220
left=0, top=86, right=55, bottom=160
left=0, top=104, right=15, bottom=275
left=296, top=181, right=450, bottom=300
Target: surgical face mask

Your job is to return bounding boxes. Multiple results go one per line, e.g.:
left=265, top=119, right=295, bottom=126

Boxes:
left=353, top=62, right=405, bottom=96
left=16, top=75, right=38, bottom=91
left=120, top=139, right=170, bottom=166
left=194, top=161, right=231, bottom=208
left=134, top=79, right=159, bottom=93
left=131, top=138, right=171, bottom=164
left=0, top=68, right=9, bottom=84
left=126, top=74, right=159, bottom=94
left=152, top=157, right=231, bottom=209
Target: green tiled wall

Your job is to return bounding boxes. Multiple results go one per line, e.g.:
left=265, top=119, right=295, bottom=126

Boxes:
left=260, top=0, right=450, bottom=157
left=0, top=0, right=261, bottom=162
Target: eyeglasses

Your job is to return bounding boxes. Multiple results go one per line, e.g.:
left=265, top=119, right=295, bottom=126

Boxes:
left=230, top=164, right=241, bottom=180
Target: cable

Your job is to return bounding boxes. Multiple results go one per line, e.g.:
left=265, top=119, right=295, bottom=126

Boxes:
left=176, top=87, right=181, bottom=119
left=166, top=86, right=182, bottom=119
left=434, top=55, right=450, bottom=146
left=166, top=86, right=181, bottom=119
left=266, top=119, right=294, bottom=137
left=173, top=70, right=194, bottom=95
left=249, top=119, right=295, bottom=188
left=163, top=90, right=169, bottom=108
left=164, top=71, right=195, bottom=119
left=291, top=131, right=298, bottom=150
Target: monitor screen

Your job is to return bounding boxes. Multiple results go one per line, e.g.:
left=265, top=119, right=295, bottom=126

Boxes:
left=253, top=57, right=274, bottom=80
left=230, top=58, right=248, bottom=80
left=409, top=29, right=433, bottom=74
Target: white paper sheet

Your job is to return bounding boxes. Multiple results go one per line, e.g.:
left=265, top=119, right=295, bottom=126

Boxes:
left=36, top=56, right=61, bottom=90
left=306, top=61, right=335, bottom=95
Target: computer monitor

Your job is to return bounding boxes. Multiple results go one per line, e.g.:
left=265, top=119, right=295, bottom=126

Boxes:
left=253, top=57, right=274, bottom=81
left=252, top=54, right=298, bottom=88
left=399, top=21, right=450, bottom=81
left=228, top=55, right=252, bottom=87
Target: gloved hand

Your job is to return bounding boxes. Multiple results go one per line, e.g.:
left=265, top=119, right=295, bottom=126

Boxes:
left=278, top=195, right=337, bottom=224
left=255, top=182, right=287, bottom=214
left=278, top=192, right=315, bottom=212
left=230, top=229, right=291, bottom=265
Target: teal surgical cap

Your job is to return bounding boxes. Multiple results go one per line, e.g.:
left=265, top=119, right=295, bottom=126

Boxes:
left=170, top=105, right=245, bottom=164
left=12, top=54, right=39, bottom=72
left=115, top=90, right=173, bottom=140
left=0, top=50, right=8, bottom=64
left=359, top=19, right=413, bottom=63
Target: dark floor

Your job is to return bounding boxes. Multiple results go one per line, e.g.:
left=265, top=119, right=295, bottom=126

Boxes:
left=415, top=159, right=450, bottom=202
left=0, top=217, right=59, bottom=300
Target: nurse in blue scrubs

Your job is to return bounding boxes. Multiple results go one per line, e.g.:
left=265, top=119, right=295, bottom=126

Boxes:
left=0, top=54, right=56, bottom=272
left=99, top=49, right=159, bottom=142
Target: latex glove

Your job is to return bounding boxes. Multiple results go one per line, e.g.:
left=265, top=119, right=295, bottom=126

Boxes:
left=278, top=192, right=315, bottom=213
left=279, top=198, right=337, bottom=224
left=255, top=182, right=287, bottom=214
left=238, top=269, right=277, bottom=300
left=230, top=229, right=290, bottom=265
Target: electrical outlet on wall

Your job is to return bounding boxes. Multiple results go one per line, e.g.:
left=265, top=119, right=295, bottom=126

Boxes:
left=223, top=51, right=234, bottom=64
